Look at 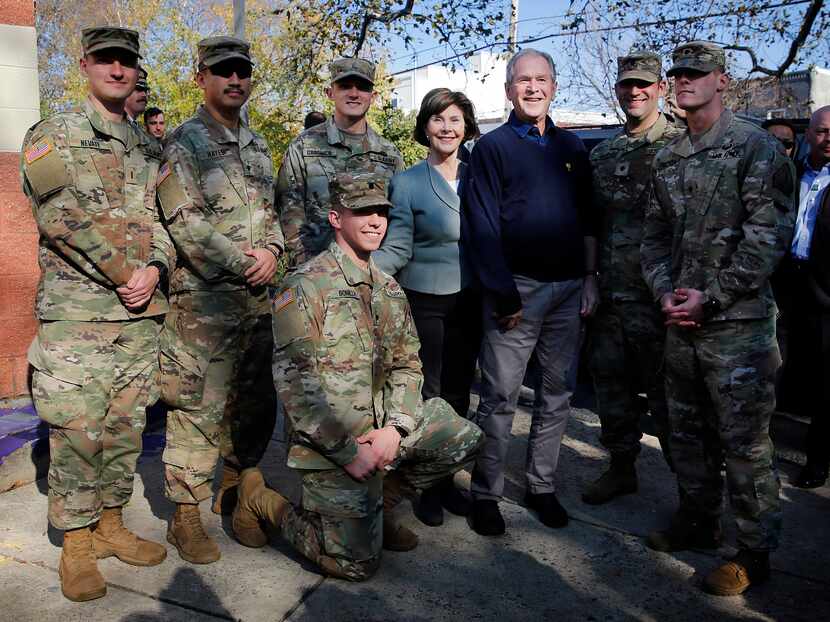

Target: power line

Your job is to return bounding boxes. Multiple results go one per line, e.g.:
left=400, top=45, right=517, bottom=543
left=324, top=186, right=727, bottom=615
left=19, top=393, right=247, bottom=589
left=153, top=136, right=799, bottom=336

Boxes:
left=388, top=0, right=813, bottom=76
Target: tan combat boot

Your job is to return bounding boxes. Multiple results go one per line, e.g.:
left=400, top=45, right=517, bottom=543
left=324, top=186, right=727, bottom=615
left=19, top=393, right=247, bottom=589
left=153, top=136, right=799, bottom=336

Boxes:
left=167, top=503, right=221, bottom=564
left=211, top=462, right=241, bottom=515
left=233, top=468, right=289, bottom=546
left=93, top=506, right=167, bottom=566
left=703, top=550, right=770, bottom=596
left=60, top=527, right=106, bottom=602
left=382, top=472, right=419, bottom=552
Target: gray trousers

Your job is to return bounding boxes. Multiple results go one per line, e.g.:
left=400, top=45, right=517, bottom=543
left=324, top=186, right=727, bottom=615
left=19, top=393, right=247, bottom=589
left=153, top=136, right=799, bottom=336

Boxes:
left=471, top=276, right=583, bottom=501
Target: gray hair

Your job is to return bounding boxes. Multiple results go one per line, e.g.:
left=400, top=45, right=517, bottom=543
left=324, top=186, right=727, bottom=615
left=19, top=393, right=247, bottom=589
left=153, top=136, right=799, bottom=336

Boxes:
left=505, top=48, right=557, bottom=85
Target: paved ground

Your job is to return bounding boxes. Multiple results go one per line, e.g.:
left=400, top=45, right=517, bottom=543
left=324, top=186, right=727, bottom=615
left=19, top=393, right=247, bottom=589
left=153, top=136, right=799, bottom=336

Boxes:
left=1, top=394, right=829, bottom=622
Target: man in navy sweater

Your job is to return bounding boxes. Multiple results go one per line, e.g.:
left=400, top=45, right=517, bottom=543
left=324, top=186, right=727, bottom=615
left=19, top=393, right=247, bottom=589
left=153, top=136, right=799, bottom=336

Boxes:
left=461, top=48, right=599, bottom=535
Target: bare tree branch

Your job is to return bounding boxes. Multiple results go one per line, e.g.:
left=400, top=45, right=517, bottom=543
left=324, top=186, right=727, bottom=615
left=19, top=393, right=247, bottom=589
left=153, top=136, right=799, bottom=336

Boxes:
left=726, top=0, right=825, bottom=76
left=354, top=0, right=416, bottom=56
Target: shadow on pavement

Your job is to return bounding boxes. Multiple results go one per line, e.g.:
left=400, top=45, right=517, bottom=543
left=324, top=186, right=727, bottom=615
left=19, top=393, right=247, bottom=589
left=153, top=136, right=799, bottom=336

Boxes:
left=120, top=567, right=234, bottom=621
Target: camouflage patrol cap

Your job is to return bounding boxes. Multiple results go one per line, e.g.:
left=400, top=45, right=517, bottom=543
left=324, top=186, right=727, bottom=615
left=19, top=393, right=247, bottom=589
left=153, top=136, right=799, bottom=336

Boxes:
left=330, top=58, right=376, bottom=85
left=617, top=51, right=662, bottom=84
left=667, top=41, right=726, bottom=76
left=135, top=65, right=148, bottom=91
left=330, top=174, right=392, bottom=211
left=197, top=36, right=253, bottom=68
left=82, top=26, right=142, bottom=58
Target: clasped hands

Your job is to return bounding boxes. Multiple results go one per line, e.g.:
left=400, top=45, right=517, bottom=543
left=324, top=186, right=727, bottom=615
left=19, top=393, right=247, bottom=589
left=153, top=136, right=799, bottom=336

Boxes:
left=117, top=265, right=160, bottom=311
left=344, top=426, right=402, bottom=482
left=660, top=287, right=705, bottom=329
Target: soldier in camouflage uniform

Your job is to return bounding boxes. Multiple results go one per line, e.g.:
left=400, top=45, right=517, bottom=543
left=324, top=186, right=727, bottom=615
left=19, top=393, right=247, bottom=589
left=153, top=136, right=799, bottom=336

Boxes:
left=583, top=52, right=683, bottom=506
left=21, top=27, right=173, bottom=602
left=156, top=36, right=284, bottom=564
left=233, top=175, right=483, bottom=581
left=276, top=57, right=404, bottom=267
left=640, top=42, right=795, bottom=596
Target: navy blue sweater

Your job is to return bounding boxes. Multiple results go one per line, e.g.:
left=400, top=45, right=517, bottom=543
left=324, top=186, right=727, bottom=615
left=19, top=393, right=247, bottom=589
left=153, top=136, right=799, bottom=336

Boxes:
left=461, top=117, right=597, bottom=315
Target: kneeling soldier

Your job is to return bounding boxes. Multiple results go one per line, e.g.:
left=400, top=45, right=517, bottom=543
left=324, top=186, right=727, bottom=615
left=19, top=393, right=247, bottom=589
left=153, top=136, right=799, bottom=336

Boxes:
left=232, top=175, right=484, bottom=580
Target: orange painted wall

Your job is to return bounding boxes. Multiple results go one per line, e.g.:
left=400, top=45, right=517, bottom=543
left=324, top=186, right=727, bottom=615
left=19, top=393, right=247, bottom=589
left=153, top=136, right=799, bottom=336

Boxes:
left=0, top=1, right=38, bottom=398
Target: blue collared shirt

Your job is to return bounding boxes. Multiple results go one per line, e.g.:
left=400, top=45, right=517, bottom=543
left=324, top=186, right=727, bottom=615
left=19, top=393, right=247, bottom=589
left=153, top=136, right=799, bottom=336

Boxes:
left=792, top=160, right=830, bottom=259
left=507, top=111, right=555, bottom=147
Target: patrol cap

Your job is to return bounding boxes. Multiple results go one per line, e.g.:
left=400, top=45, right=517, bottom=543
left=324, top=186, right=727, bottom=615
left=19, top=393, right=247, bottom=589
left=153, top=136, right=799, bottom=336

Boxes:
left=616, top=51, right=662, bottom=84
left=330, top=174, right=392, bottom=211
left=667, top=41, right=726, bottom=76
left=135, top=65, right=148, bottom=91
left=82, top=26, right=141, bottom=58
left=197, top=36, right=253, bottom=68
left=330, top=58, right=376, bottom=85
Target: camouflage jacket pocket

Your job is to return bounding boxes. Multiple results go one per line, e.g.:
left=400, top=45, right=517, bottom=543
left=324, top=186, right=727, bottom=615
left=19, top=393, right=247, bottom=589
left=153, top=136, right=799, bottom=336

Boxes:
left=159, top=330, right=208, bottom=410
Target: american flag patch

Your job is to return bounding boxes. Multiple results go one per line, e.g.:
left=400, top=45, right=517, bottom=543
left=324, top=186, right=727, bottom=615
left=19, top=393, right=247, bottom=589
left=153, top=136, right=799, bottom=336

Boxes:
left=273, top=288, right=295, bottom=312
left=157, top=162, right=172, bottom=185
left=25, top=140, right=52, bottom=164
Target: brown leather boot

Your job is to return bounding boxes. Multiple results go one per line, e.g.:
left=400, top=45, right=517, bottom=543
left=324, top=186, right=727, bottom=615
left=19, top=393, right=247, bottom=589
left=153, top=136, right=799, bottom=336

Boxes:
left=60, top=527, right=106, bottom=602
left=704, top=550, right=770, bottom=596
left=93, top=506, right=167, bottom=566
left=232, top=468, right=282, bottom=548
left=167, top=503, right=221, bottom=564
left=212, top=462, right=241, bottom=515
left=382, top=472, right=418, bottom=552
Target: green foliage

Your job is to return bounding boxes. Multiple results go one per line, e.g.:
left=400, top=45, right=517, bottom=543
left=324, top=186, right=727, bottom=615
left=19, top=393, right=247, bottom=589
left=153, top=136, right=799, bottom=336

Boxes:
left=369, top=104, right=426, bottom=168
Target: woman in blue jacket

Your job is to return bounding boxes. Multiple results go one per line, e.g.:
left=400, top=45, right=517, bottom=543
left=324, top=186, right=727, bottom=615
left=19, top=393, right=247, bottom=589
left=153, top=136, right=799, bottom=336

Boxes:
left=374, top=88, right=481, bottom=525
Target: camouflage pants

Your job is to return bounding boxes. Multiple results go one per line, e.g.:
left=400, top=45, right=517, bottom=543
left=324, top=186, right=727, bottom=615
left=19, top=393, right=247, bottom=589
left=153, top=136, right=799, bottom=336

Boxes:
left=587, top=301, right=671, bottom=461
left=664, top=317, right=782, bottom=551
left=28, top=318, right=162, bottom=530
left=281, top=398, right=483, bottom=581
left=161, top=291, right=276, bottom=503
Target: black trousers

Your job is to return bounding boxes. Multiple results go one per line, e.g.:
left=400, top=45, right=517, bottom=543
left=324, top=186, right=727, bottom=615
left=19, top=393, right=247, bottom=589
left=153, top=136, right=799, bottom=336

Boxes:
left=779, top=260, right=830, bottom=469
left=404, top=287, right=482, bottom=418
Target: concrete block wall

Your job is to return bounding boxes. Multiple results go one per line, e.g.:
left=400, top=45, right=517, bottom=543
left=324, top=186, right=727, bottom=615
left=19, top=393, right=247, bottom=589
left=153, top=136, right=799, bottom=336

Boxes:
left=0, top=1, right=40, bottom=398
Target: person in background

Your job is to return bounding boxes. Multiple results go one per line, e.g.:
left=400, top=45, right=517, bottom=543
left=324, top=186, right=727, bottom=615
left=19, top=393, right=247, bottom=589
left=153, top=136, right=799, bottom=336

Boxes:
left=304, top=110, right=326, bottom=129
left=124, top=65, right=148, bottom=123
left=779, top=106, right=830, bottom=488
left=144, top=106, right=166, bottom=140
left=373, top=88, right=482, bottom=526
left=762, top=119, right=797, bottom=159
left=462, top=48, right=598, bottom=536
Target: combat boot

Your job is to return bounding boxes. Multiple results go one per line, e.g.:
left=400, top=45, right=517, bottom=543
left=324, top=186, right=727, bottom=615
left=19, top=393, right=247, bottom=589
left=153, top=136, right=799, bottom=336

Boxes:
left=703, top=550, right=770, bottom=596
left=60, top=527, right=106, bottom=602
left=212, top=462, right=241, bottom=515
left=383, top=472, right=419, bottom=552
left=93, top=506, right=167, bottom=566
left=167, top=503, right=221, bottom=564
left=581, top=456, right=638, bottom=505
left=232, top=468, right=285, bottom=547
left=646, top=512, right=722, bottom=552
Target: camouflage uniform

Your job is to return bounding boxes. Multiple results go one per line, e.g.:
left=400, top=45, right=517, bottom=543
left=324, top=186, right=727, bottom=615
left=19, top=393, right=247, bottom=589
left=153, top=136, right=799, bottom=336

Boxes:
left=22, top=90, right=172, bottom=529
left=641, top=76, right=795, bottom=550
left=271, top=180, right=483, bottom=580
left=157, top=94, right=284, bottom=503
left=588, top=54, right=683, bottom=462
left=276, top=58, right=404, bottom=267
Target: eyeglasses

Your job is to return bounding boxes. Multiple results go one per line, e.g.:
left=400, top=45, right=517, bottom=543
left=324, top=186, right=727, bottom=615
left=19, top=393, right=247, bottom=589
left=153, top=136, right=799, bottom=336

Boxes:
left=209, top=61, right=252, bottom=79
left=781, top=140, right=795, bottom=148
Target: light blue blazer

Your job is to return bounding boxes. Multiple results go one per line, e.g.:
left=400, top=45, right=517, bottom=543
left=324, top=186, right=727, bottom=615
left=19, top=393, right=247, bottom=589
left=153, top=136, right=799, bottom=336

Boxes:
left=374, top=160, right=468, bottom=295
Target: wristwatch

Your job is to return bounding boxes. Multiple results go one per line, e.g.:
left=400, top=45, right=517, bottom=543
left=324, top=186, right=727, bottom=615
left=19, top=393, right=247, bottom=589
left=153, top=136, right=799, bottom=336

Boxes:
left=701, top=296, right=722, bottom=321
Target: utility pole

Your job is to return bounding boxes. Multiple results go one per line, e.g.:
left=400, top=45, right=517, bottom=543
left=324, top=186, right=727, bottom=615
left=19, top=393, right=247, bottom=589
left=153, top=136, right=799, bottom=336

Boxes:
left=232, top=0, right=248, bottom=124
left=503, top=0, right=519, bottom=121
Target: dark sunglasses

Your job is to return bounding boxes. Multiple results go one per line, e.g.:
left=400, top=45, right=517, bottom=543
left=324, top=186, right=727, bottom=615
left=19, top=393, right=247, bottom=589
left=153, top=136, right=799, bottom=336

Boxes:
left=781, top=140, right=795, bottom=148
left=209, top=60, right=252, bottom=79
